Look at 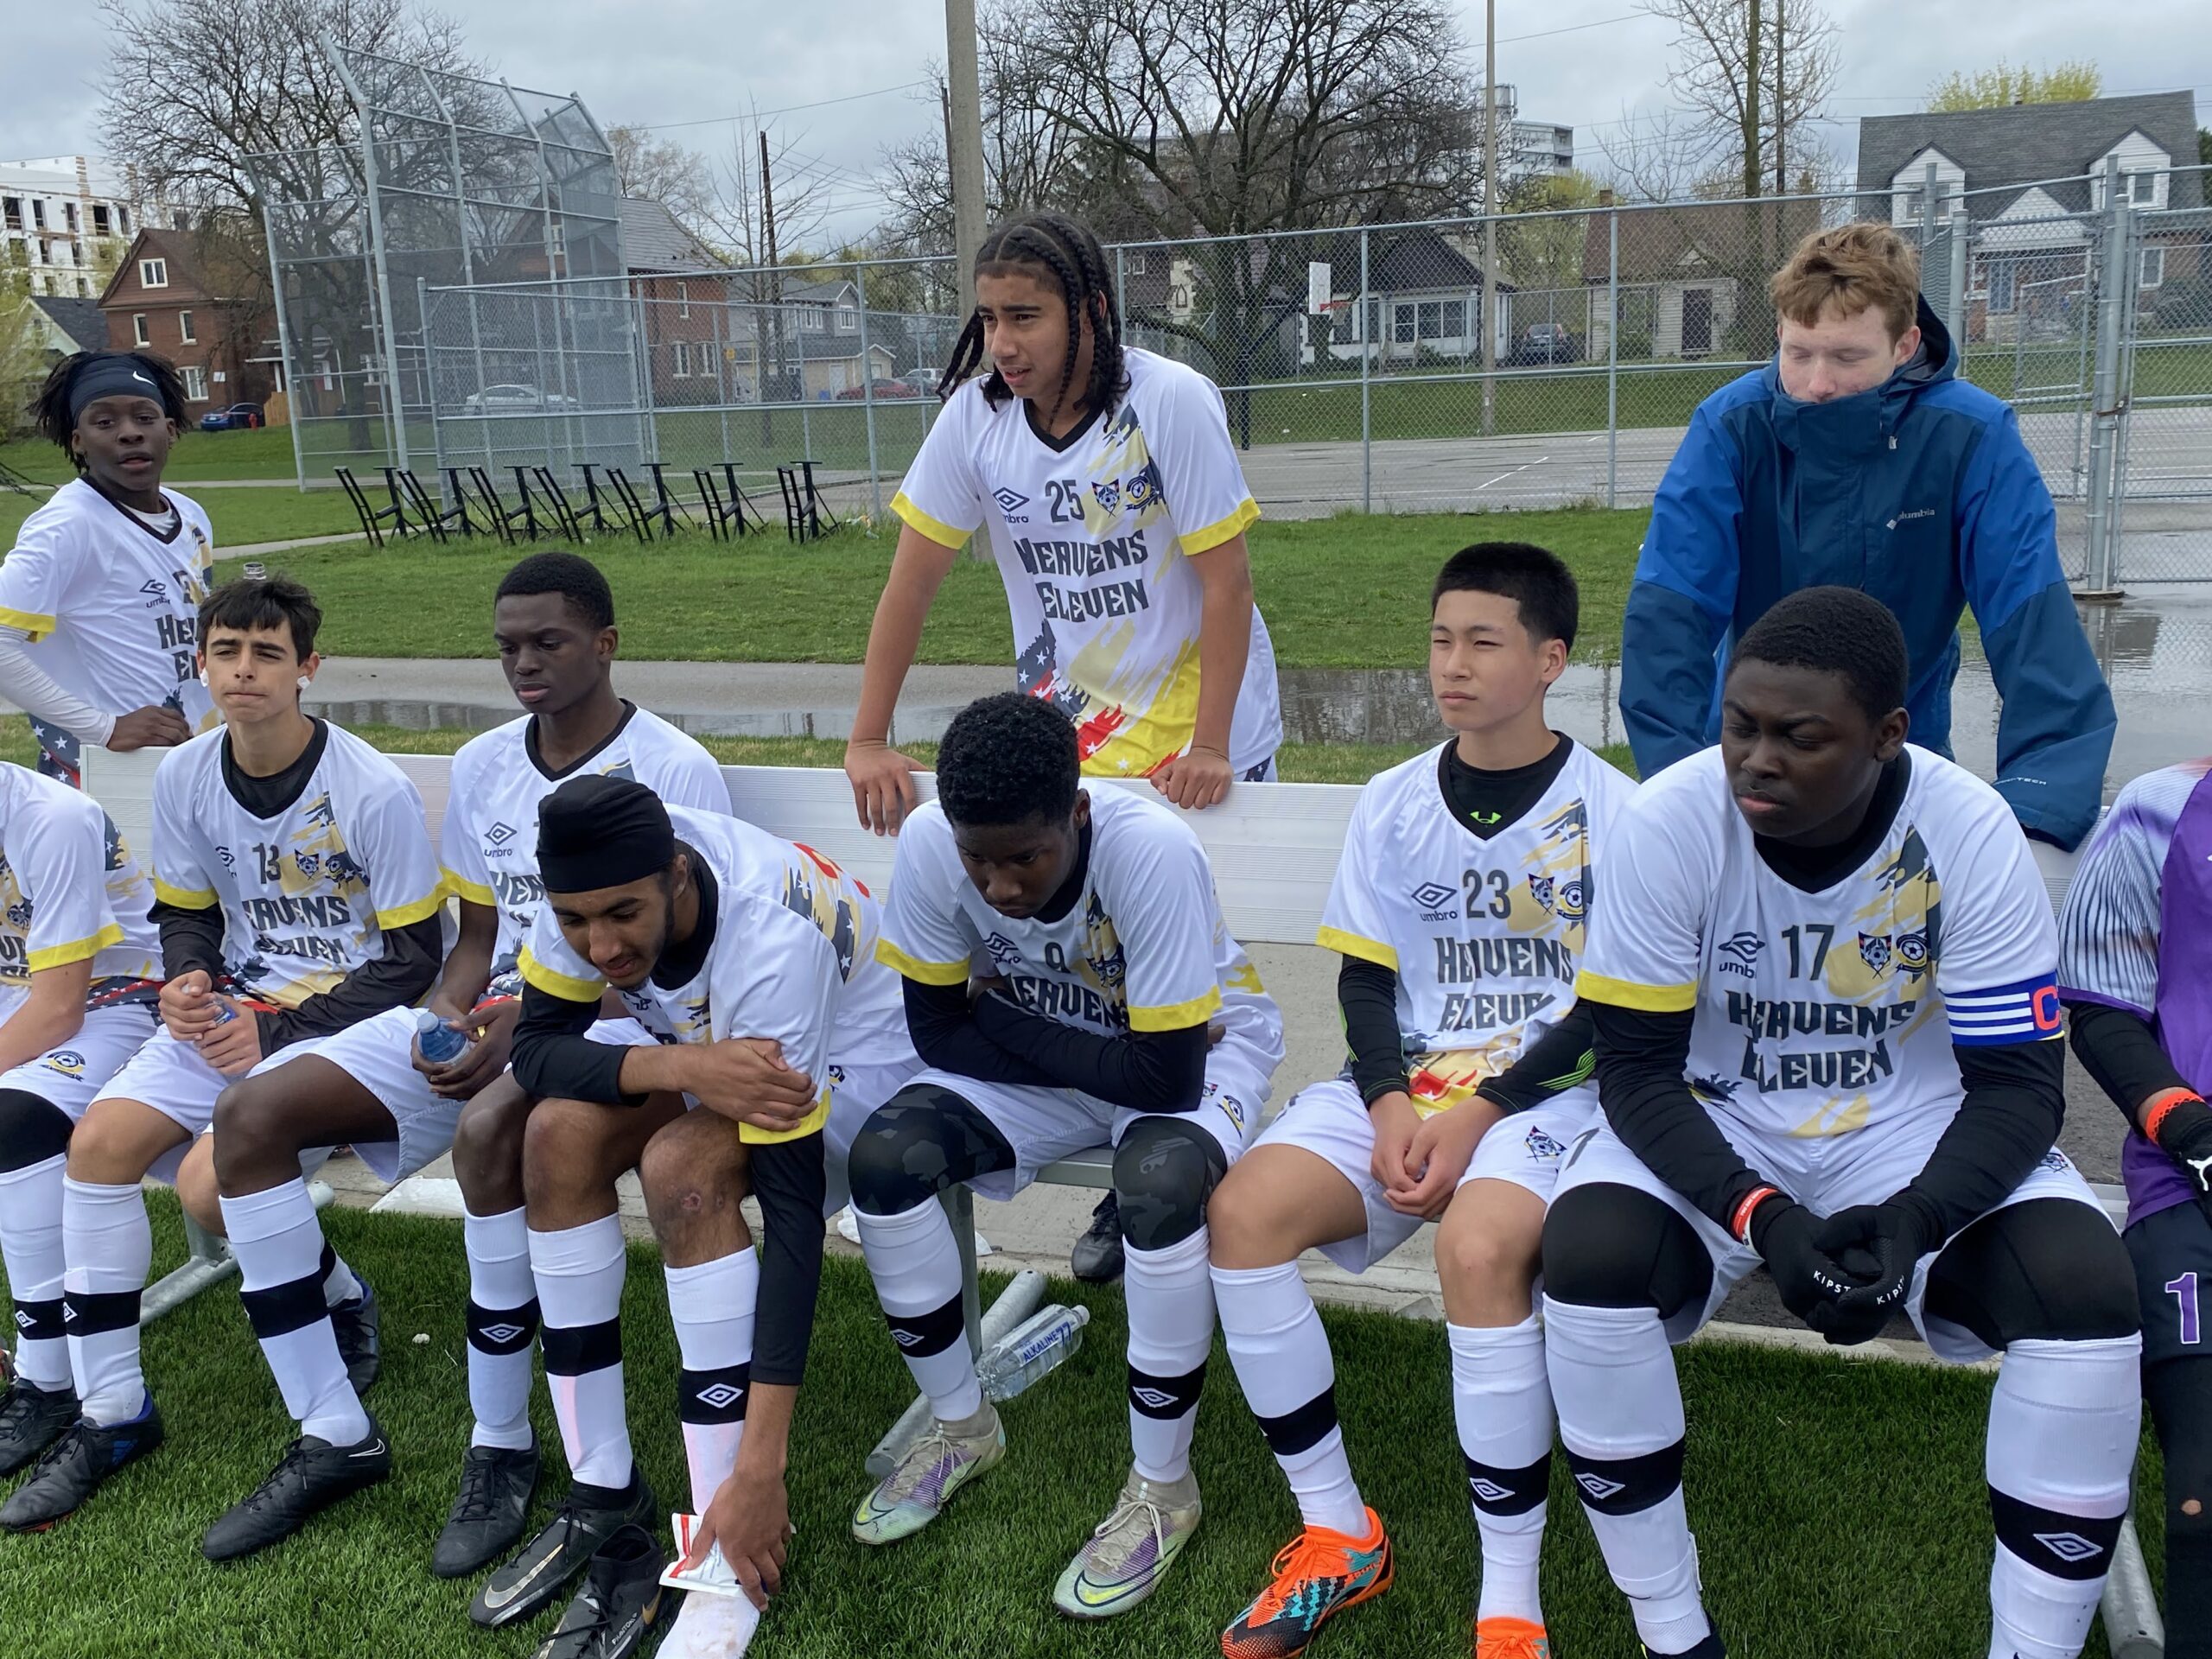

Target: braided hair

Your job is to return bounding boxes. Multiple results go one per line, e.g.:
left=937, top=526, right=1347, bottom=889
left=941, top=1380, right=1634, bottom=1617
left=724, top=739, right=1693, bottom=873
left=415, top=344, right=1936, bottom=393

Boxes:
left=936, top=211, right=1130, bottom=427
left=27, top=350, right=189, bottom=472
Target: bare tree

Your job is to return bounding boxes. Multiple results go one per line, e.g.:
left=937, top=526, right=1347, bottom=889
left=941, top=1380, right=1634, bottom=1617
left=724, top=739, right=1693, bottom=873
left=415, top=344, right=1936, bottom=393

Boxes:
left=606, top=125, right=718, bottom=238
left=1631, top=0, right=1838, bottom=200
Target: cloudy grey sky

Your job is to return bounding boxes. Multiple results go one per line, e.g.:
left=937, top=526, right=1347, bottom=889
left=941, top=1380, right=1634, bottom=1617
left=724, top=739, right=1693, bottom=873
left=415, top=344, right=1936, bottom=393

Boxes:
left=3, top=0, right=2205, bottom=239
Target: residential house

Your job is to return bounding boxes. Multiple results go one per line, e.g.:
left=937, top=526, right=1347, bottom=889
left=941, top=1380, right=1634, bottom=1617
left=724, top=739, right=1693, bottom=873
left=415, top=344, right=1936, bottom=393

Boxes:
left=0, top=156, right=171, bottom=299
left=97, top=227, right=278, bottom=411
left=620, top=198, right=732, bottom=405
left=1580, top=197, right=1822, bottom=360
left=1854, top=92, right=2204, bottom=342
left=28, top=295, right=108, bottom=359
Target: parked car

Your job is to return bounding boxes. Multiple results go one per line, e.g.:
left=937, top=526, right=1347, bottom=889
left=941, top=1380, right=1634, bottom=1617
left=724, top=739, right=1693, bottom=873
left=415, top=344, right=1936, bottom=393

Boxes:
left=835, top=378, right=925, bottom=401
left=459, top=384, right=584, bottom=414
left=1505, top=324, right=1582, bottom=365
left=197, top=403, right=264, bottom=431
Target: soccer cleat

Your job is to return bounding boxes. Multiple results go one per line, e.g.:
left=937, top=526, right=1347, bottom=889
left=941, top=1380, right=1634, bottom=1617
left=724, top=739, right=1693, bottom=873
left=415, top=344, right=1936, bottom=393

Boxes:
left=330, top=1278, right=381, bottom=1395
left=657, top=1584, right=761, bottom=1657
left=473, top=1472, right=658, bottom=1629
left=1643, top=1638, right=1725, bottom=1658
left=1052, top=1465, right=1202, bottom=1618
left=0, top=1376, right=80, bottom=1477
left=1070, top=1192, right=1126, bottom=1283
left=1220, top=1508, right=1394, bottom=1659
left=0, top=1397, right=164, bottom=1532
left=200, top=1417, right=391, bottom=1560
left=1476, top=1616, right=1553, bottom=1657
left=434, top=1440, right=542, bottom=1579
left=532, top=1523, right=666, bottom=1659
left=850, top=1405, right=1005, bottom=1545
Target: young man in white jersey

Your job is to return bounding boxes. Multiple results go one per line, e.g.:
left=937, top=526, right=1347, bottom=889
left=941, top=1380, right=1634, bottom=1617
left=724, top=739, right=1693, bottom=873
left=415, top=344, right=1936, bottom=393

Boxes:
left=1209, top=545, right=1633, bottom=1659
left=0, top=577, right=447, bottom=1539
left=1546, top=588, right=2141, bottom=1659
left=501, top=776, right=918, bottom=1659
left=0, top=765, right=164, bottom=1474
left=849, top=692, right=1285, bottom=1618
left=164, top=553, right=728, bottom=1562
left=1, top=352, right=217, bottom=786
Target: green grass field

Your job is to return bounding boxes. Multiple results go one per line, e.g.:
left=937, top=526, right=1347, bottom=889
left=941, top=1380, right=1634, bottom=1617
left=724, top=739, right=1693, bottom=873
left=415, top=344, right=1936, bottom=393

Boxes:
left=0, top=1196, right=2165, bottom=1659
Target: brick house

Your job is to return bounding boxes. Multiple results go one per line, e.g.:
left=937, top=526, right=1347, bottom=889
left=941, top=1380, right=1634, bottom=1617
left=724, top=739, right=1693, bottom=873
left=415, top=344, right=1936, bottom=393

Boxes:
left=96, top=227, right=276, bottom=410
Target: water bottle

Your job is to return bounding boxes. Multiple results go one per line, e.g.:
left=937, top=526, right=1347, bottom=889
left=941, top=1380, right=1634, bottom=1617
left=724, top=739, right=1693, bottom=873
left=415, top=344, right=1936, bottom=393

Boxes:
left=416, top=1007, right=471, bottom=1065
left=976, top=1304, right=1090, bottom=1402
left=209, top=998, right=238, bottom=1025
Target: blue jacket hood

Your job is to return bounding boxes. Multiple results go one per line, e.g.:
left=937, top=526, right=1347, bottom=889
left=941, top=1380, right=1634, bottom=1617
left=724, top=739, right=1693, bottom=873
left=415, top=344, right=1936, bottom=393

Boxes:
left=1762, top=294, right=1957, bottom=455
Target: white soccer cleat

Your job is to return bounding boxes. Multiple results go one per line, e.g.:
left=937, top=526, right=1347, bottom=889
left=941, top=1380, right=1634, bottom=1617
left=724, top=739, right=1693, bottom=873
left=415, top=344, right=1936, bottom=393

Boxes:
left=1051, top=1465, right=1202, bottom=1619
left=658, top=1586, right=761, bottom=1657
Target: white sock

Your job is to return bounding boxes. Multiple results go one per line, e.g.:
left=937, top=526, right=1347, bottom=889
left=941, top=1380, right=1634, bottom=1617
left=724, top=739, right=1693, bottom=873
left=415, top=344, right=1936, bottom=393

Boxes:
left=1125, top=1229, right=1214, bottom=1484
left=0, top=1154, right=70, bottom=1390
left=464, top=1205, right=538, bottom=1452
left=667, top=1248, right=760, bottom=1513
left=855, top=1198, right=981, bottom=1423
left=531, top=1215, right=633, bottom=1492
left=1451, top=1315, right=1553, bottom=1626
left=1986, top=1335, right=2144, bottom=1659
left=321, top=1247, right=361, bottom=1308
left=1214, top=1260, right=1367, bottom=1535
left=61, top=1177, right=152, bottom=1426
left=1543, top=1295, right=1709, bottom=1655
left=222, top=1179, right=370, bottom=1446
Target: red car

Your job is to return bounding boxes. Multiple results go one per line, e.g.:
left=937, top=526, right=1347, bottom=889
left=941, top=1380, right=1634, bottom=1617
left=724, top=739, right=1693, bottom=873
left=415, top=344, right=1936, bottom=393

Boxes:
left=835, top=378, right=925, bottom=400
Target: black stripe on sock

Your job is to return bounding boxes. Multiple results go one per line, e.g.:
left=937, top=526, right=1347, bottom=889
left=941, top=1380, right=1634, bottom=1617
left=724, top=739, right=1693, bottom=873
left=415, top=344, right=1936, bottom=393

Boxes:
left=61, top=1287, right=140, bottom=1337
left=1990, top=1488, right=2126, bottom=1582
left=1465, top=1450, right=1552, bottom=1517
left=318, top=1241, right=339, bottom=1282
left=1127, top=1361, right=1206, bottom=1421
left=886, top=1294, right=965, bottom=1360
left=466, top=1299, right=541, bottom=1357
left=679, top=1363, right=752, bottom=1426
left=1256, top=1385, right=1339, bottom=1458
left=541, top=1316, right=622, bottom=1377
left=1562, top=1440, right=1684, bottom=1517
left=12, top=1299, right=64, bottom=1344
left=240, top=1271, right=330, bottom=1341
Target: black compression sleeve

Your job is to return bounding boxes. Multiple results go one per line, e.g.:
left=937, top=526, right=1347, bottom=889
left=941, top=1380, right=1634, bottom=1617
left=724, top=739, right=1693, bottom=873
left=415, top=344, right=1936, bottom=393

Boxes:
left=2066, top=999, right=2195, bottom=1128
left=509, top=979, right=633, bottom=1103
left=1338, top=956, right=1409, bottom=1103
left=1895, top=1039, right=2065, bottom=1241
left=747, top=1133, right=826, bottom=1388
left=902, top=978, right=1060, bottom=1087
left=154, top=900, right=226, bottom=982
left=969, top=990, right=1210, bottom=1112
left=254, top=913, right=444, bottom=1053
left=1591, top=1000, right=1780, bottom=1230
left=1479, top=1002, right=1597, bottom=1114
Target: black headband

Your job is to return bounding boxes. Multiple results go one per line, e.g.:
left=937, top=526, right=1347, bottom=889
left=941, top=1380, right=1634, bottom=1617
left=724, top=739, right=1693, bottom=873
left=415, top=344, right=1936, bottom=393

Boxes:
left=68, top=357, right=168, bottom=424
left=537, top=775, right=677, bottom=893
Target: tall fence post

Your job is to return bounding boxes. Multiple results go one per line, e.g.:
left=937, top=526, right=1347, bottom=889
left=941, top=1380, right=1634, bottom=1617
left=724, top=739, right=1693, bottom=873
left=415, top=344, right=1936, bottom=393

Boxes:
left=2083, top=156, right=2131, bottom=598
left=856, top=263, right=884, bottom=521
left=1358, top=226, right=1371, bottom=512
left=254, top=179, right=311, bottom=492
left=1606, top=207, right=1619, bottom=510
left=1944, top=206, right=1969, bottom=344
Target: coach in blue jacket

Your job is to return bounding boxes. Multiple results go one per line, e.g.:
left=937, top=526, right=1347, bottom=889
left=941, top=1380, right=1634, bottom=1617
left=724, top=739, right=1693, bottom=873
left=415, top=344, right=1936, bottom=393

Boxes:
left=1620, top=221, right=2114, bottom=849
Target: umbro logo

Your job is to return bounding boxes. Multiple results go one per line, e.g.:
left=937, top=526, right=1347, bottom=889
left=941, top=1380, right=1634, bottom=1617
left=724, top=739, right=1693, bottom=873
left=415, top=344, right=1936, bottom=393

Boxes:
left=1409, top=880, right=1458, bottom=920
left=1717, top=931, right=1764, bottom=978
left=140, top=580, right=167, bottom=597
left=10, top=1309, right=29, bottom=1330
left=1129, top=1386, right=1178, bottom=1411
left=694, top=1382, right=747, bottom=1411
left=480, top=1323, right=525, bottom=1345
left=1574, top=1472, right=1625, bottom=1501
left=485, top=822, right=517, bottom=847
left=1467, top=1478, right=1513, bottom=1503
left=891, top=1329, right=924, bottom=1348
left=2032, top=1531, right=2105, bottom=1565
left=983, top=932, right=1025, bottom=969
left=991, top=486, right=1030, bottom=518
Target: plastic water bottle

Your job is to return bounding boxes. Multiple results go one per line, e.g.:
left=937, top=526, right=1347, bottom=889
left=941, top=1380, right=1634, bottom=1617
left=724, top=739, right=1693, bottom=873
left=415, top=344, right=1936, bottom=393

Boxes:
left=976, top=1304, right=1090, bottom=1402
left=209, top=999, right=238, bottom=1025
left=416, top=1007, right=471, bottom=1065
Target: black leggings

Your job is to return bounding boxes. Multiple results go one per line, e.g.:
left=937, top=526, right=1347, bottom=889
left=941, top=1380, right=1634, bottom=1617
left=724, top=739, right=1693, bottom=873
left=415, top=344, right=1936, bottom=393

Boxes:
left=2146, top=1355, right=2212, bottom=1657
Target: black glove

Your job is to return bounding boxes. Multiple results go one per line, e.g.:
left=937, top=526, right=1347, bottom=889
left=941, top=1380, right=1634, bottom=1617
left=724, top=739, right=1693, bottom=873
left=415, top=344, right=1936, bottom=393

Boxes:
left=1750, top=1198, right=1859, bottom=1331
left=1813, top=1194, right=1943, bottom=1344
left=2151, top=1096, right=2212, bottom=1220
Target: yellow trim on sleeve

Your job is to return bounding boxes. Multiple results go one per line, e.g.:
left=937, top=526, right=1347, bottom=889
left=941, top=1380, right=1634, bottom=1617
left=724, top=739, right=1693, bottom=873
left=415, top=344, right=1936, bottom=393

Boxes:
left=874, top=938, right=970, bottom=987
left=0, top=606, right=58, bottom=642
left=153, top=877, right=217, bottom=909
left=442, top=868, right=497, bottom=908
left=739, top=1086, right=833, bottom=1145
left=1315, top=925, right=1399, bottom=971
left=1180, top=497, right=1262, bottom=556
left=519, top=943, right=605, bottom=1004
left=1574, top=969, right=1698, bottom=1014
left=1128, top=985, right=1224, bottom=1033
left=375, top=890, right=448, bottom=931
left=28, top=923, right=124, bottom=974
left=889, top=491, right=973, bottom=550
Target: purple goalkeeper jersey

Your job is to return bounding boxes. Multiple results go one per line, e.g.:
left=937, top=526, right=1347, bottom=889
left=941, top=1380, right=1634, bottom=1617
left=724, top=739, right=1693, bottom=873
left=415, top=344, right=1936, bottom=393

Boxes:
left=2057, top=761, right=2212, bottom=1226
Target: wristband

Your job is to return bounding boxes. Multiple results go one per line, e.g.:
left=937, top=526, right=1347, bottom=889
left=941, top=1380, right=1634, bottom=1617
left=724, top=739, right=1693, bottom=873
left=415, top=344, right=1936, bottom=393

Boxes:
left=2144, top=1088, right=2207, bottom=1146
left=1731, top=1185, right=1780, bottom=1245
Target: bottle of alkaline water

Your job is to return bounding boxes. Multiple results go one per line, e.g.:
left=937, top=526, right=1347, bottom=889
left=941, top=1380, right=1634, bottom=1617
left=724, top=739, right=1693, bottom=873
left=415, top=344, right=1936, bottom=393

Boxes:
left=416, top=1007, right=471, bottom=1065
left=976, top=1304, right=1091, bottom=1402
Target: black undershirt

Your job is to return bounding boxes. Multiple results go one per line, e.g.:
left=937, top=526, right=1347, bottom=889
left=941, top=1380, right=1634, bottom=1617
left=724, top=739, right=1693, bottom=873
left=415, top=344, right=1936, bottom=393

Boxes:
left=1440, top=734, right=1573, bottom=841
left=2067, top=999, right=2192, bottom=1129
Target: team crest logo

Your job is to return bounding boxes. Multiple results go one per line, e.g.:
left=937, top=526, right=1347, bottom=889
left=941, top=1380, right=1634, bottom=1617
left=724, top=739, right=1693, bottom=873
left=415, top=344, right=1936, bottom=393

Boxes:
left=1553, top=877, right=1586, bottom=924
left=1124, top=461, right=1164, bottom=509
left=41, top=1050, right=86, bottom=1078
left=1523, top=1125, right=1566, bottom=1160
left=4, top=900, right=29, bottom=929
left=1090, top=479, right=1121, bottom=513
left=1528, top=874, right=1554, bottom=912
left=2040, top=1148, right=2072, bottom=1174
left=1895, top=930, right=1929, bottom=975
left=1859, top=932, right=1892, bottom=974
left=293, top=850, right=322, bottom=879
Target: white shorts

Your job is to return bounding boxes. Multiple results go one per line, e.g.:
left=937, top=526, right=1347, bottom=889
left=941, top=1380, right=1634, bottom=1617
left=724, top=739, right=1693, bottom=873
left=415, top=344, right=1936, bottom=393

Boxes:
left=0, top=1003, right=162, bottom=1122
left=820, top=1057, right=925, bottom=1217
left=1553, top=1109, right=2110, bottom=1363
left=1253, top=1075, right=1590, bottom=1273
left=896, top=1047, right=1274, bottom=1203
left=92, top=1026, right=310, bottom=1183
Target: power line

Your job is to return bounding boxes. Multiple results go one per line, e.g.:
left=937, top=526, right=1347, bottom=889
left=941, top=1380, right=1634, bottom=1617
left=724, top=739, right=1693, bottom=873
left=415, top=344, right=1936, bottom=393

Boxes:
left=1497, top=12, right=1660, bottom=44
left=621, top=79, right=935, bottom=136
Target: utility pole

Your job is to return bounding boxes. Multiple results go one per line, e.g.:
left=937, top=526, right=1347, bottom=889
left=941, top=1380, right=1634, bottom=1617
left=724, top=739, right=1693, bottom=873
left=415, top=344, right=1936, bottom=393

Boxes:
left=760, top=130, right=782, bottom=436
left=945, top=0, right=989, bottom=315
left=1742, top=0, right=1763, bottom=200
left=1480, top=0, right=1497, bottom=436
left=1774, top=0, right=1786, bottom=194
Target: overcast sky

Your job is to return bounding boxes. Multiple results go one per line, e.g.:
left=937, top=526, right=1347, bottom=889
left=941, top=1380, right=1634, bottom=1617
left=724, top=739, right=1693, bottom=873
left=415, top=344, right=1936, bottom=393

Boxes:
left=3, top=0, right=2205, bottom=240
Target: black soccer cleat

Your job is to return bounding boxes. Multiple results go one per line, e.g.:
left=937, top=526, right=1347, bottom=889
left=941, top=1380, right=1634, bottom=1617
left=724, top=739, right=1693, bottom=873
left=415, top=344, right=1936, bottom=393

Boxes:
left=0, top=1376, right=80, bottom=1478
left=330, top=1278, right=381, bottom=1395
left=472, top=1471, right=657, bottom=1629
left=0, top=1397, right=164, bottom=1532
left=434, top=1439, right=542, bottom=1579
left=1070, top=1191, right=1126, bottom=1283
left=200, top=1417, right=392, bottom=1561
left=532, top=1523, right=667, bottom=1659
left=1645, top=1636, right=1726, bottom=1658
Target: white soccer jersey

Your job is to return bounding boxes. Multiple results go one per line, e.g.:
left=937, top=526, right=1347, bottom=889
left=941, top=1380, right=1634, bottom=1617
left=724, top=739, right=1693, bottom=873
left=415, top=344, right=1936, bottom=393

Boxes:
left=1318, top=741, right=1635, bottom=1118
left=877, top=784, right=1286, bottom=1071
left=891, top=347, right=1282, bottom=777
left=149, top=724, right=447, bottom=1007
left=441, top=707, right=731, bottom=993
left=0, top=762, right=159, bottom=995
left=1577, top=747, right=2063, bottom=1145
left=0, top=479, right=219, bottom=733
left=518, top=804, right=912, bottom=1143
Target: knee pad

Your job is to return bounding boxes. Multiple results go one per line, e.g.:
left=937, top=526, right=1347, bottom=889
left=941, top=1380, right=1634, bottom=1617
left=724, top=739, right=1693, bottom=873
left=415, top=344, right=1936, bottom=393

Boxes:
left=1112, top=1117, right=1226, bottom=1251
left=0, top=1088, right=73, bottom=1173
left=1541, top=1183, right=1714, bottom=1320
left=1928, top=1199, right=2142, bottom=1348
left=846, top=1082, right=1014, bottom=1216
